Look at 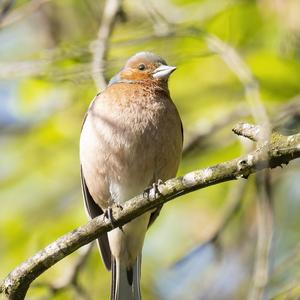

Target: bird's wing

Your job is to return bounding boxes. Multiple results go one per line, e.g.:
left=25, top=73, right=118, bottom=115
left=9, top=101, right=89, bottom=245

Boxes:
left=80, top=164, right=112, bottom=270
left=80, top=92, right=101, bottom=132
left=148, top=205, right=163, bottom=228
left=180, top=120, right=184, bottom=144
left=80, top=92, right=112, bottom=270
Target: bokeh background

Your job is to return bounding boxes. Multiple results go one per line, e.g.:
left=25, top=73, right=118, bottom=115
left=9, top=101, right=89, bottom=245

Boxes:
left=1, top=0, right=300, bottom=299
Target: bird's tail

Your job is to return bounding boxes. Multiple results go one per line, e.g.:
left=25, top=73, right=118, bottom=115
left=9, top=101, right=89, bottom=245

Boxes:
left=111, top=255, right=142, bottom=300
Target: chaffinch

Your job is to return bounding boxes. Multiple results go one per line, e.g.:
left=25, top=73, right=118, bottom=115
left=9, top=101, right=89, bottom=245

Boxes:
left=80, top=52, right=183, bottom=300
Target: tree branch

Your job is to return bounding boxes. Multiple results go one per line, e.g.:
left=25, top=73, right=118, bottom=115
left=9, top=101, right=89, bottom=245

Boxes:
left=91, top=0, right=123, bottom=90
left=183, top=106, right=249, bottom=156
left=232, top=122, right=267, bottom=142
left=0, top=0, right=51, bottom=29
left=1, top=124, right=300, bottom=300
left=32, top=243, right=94, bottom=299
left=207, top=34, right=274, bottom=299
left=0, top=0, right=14, bottom=24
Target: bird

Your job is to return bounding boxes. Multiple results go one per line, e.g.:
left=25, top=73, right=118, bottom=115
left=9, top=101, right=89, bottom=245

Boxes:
left=80, top=52, right=183, bottom=300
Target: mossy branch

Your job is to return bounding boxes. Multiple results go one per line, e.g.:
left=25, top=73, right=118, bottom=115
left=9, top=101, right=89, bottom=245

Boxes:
left=1, top=123, right=300, bottom=300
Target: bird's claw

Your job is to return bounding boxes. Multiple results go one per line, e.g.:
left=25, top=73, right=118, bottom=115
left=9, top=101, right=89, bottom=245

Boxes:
left=103, top=207, right=116, bottom=227
left=103, top=204, right=123, bottom=229
left=143, top=179, right=164, bottom=200
left=116, top=203, right=123, bottom=210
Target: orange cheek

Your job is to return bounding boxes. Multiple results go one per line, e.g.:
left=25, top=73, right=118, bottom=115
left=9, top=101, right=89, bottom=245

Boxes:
left=120, top=69, right=150, bottom=81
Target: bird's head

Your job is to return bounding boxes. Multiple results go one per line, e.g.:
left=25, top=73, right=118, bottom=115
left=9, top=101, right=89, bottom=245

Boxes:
left=109, top=52, right=176, bottom=86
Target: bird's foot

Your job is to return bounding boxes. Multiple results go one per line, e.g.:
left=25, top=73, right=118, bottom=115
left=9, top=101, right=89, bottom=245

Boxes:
left=103, top=207, right=116, bottom=227
left=115, top=203, right=124, bottom=231
left=115, top=202, right=123, bottom=210
left=143, top=179, right=164, bottom=200
left=103, top=206, right=118, bottom=229
left=103, top=203, right=124, bottom=230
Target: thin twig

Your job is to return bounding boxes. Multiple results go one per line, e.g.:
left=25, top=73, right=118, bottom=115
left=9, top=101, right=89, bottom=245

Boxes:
left=212, top=180, right=248, bottom=242
left=183, top=106, right=249, bottom=156
left=33, top=243, right=94, bottom=300
left=272, top=94, right=300, bottom=130
left=143, top=1, right=173, bottom=36
left=204, top=34, right=269, bottom=127
left=91, top=0, right=123, bottom=91
left=172, top=179, right=247, bottom=270
left=232, top=122, right=266, bottom=142
left=248, top=173, right=274, bottom=300
left=204, top=34, right=273, bottom=300
left=0, top=0, right=51, bottom=29
left=0, top=0, right=14, bottom=23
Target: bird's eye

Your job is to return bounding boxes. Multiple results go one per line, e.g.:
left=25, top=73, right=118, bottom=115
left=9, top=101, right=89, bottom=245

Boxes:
left=138, top=64, right=146, bottom=71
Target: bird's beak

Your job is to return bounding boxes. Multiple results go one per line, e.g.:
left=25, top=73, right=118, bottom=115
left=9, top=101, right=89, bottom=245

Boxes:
left=152, top=65, right=176, bottom=79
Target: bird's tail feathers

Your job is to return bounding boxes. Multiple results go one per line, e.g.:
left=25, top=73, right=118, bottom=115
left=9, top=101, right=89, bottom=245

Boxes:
left=111, top=255, right=142, bottom=300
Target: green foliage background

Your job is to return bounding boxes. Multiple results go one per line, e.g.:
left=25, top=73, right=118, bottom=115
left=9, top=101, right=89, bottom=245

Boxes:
left=1, top=0, right=300, bottom=299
